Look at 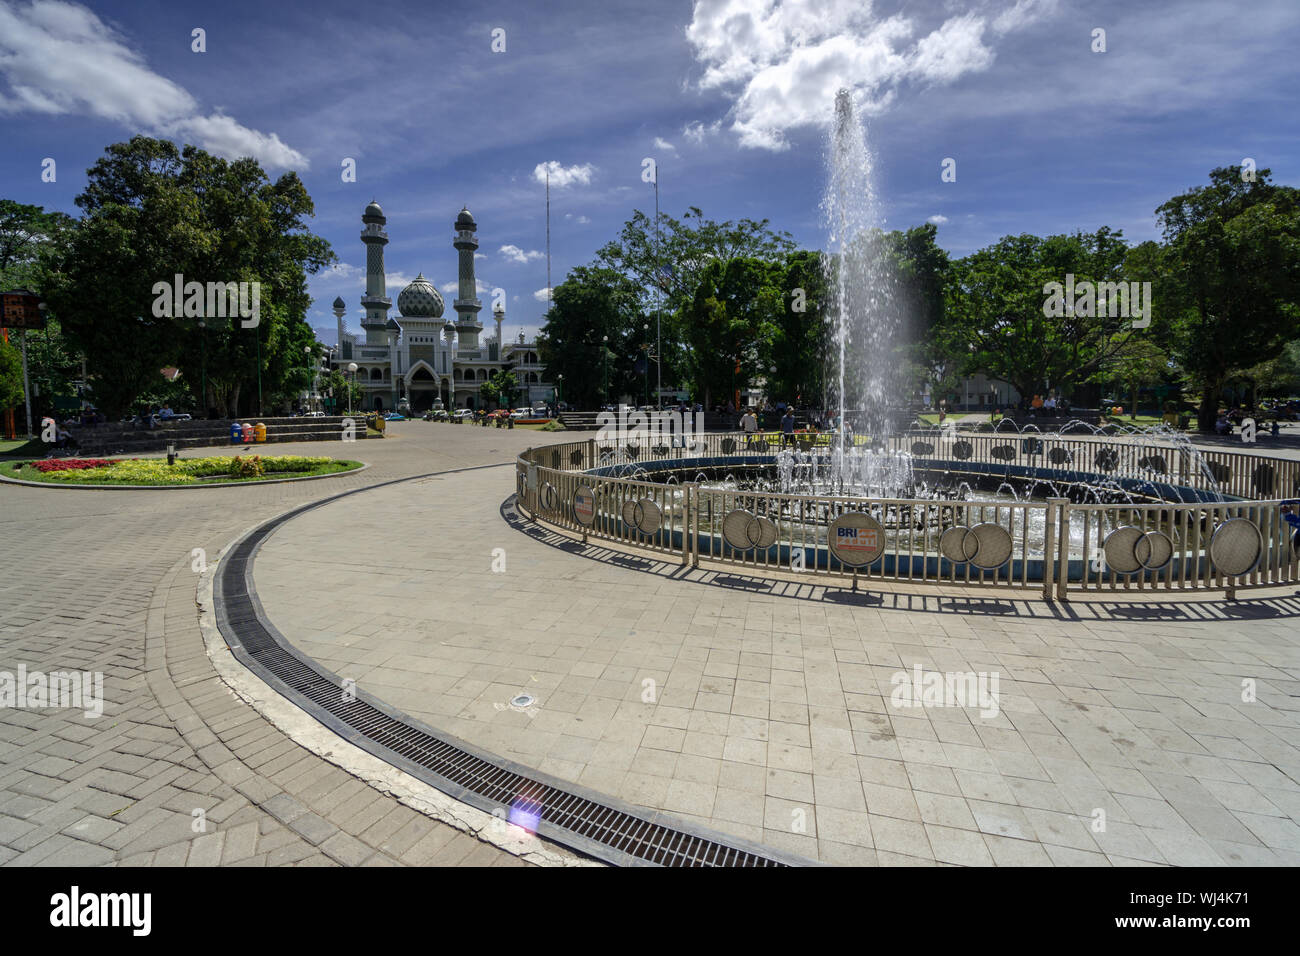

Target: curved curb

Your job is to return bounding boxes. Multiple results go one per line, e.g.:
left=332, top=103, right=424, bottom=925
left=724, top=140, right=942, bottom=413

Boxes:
left=195, top=480, right=597, bottom=867
left=206, top=464, right=817, bottom=866
left=0, top=461, right=370, bottom=490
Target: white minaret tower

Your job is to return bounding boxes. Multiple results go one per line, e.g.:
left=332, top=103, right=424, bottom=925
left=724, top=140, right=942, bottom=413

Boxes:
left=332, top=296, right=347, bottom=363
left=453, top=206, right=482, bottom=352
left=493, top=300, right=505, bottom=353
left=360, top=200, right=391, bottom=345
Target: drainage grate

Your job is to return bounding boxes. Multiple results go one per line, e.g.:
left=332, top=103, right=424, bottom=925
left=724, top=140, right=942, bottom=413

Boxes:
left=213, top=473, right=805, bottom=868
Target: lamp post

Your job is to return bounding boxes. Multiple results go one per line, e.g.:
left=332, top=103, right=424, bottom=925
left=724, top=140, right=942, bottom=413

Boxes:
left=642, top=322, right=650, bottom=408
left=556, top=373, right=563, bottom=409
left=347, top=362, right=357, bottom=416
left=198, top=318, right=207, bottom=419
left=304, top=345, right=313, bottom=413
left=602, top=334, right=609, bottom=408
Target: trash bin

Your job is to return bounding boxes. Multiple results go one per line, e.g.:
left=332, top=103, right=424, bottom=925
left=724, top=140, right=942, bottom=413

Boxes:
left=241, top=422, right=253, bottom=443
left=230, top=421, right=244, bottom=444
left=254, top=422, right=267, bottom=442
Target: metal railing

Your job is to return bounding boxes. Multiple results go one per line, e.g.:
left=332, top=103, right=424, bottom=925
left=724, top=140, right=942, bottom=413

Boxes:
left=515, top=433, right=1300, bottom=598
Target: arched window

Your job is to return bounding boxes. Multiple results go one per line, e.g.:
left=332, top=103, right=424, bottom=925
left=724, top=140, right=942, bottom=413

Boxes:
left=369, top=368, right=382, bottom=381
left=477, top=368, right=487, bottom=380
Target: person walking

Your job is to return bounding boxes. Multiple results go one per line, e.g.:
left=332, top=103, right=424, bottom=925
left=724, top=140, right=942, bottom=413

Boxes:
left=780, top=407, right=795, bottom=448
left=740, top=406, right=758, bottom=446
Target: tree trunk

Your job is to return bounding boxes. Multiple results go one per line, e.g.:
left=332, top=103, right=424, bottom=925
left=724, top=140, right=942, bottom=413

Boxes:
left=1197, top=384, right=1219, bottom=433
left=1130, top=382, right=1138, bottom=420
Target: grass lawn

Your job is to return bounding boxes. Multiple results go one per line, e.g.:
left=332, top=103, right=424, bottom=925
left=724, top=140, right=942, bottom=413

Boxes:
left=0, top=437, right=50, bottom=457
left=5, top=454, right=363, bottom=486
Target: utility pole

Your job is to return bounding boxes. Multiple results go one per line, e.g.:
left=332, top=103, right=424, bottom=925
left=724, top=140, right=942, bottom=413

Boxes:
left=654, top=167, right=662, bottom=409
left=545, top=165, right=552, bottom=314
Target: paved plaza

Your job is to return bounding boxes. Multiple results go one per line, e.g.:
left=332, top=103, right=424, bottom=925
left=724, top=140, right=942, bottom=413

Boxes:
left=3, top=422, right=1300, bottom=866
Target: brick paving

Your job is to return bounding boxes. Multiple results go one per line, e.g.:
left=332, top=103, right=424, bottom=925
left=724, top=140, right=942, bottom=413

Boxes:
left=251, top=434, right=1300, bottom=867
left=5, top=422, right=1300, bottom=868
left=0, top=423, right=552, bottom=867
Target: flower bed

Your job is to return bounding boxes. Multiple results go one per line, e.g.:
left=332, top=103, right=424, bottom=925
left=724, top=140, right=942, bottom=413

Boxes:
left=8, top=455, right=361, bottom=486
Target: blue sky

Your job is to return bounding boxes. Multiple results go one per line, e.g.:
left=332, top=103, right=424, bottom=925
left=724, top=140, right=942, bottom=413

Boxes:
left=2, top=0, right=1297, bottom=346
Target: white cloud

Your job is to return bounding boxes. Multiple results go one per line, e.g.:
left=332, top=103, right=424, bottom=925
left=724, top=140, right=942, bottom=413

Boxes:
left=533, top=160, right=595, bottom=188
left=653, top=136, right=676, bottom=152
left=927, top=214, right=948, bottom=225
left=0, top=0, right=308, bottom=169
left=682, top=119, right=721, bottom=144
left=684, top=0, right=1055, bottom=150
left=533, top=287, right=553, bottom=302
left=576, top=215, right=590, bottom=225
left=499, top=244, right=544, bottom=264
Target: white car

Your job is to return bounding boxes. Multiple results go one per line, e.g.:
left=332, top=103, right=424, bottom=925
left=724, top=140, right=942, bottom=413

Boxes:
left=454, top=409, right=474, bottom=419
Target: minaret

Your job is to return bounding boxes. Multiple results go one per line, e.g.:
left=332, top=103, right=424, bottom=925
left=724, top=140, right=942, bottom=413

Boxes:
left=453, top=206, right=482, bottom=351
left=360, top=200, right=391, bottom=345
left=493, top=300, right=505, bottom=357
left=332, top=297, right=347, bottom=362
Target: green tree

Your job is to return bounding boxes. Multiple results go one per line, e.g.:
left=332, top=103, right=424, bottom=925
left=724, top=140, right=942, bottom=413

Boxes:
left=0, top=200, right=75, bottom=290
left=479, top=368, right=518, bottom=409
left=1156, top=166, right=1300, bottom=431
left=538, top=266, right=644, bottom=408
left=46, top=136, right=334, bottom=419
left=0, top=336, right=23, bottom=411
left=682, top=257, right=784, bottom=408
left=935, top=228, right=1140, bottom=404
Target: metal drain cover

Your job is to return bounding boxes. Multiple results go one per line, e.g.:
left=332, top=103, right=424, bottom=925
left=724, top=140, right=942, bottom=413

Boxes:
left=510, top=694, right=536, bottom=708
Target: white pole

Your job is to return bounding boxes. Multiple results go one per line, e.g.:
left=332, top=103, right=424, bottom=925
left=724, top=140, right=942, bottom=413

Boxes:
left=546, top=166, right=552, bottom=314
left=654, top=171, right=662, bottom=407
left=21, top=329, right=33, bottom=438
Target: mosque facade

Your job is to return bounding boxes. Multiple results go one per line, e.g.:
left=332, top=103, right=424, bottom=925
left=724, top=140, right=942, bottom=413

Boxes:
left=330, top=201, right=549, bottom=412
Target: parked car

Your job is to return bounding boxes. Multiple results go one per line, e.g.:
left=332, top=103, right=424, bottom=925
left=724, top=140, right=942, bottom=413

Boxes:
left=454, top=409, right=474, bottom=420
left=384, top=412, right=406, bottom=421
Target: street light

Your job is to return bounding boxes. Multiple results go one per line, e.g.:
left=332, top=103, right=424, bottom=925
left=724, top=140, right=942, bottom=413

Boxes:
left=304, top=345, right=313, bottom=413
left=346, top=362, right=358, bottom=416
left=602, top=334, right=609, bottom=408
left=556, top=373, right=563, bottom=408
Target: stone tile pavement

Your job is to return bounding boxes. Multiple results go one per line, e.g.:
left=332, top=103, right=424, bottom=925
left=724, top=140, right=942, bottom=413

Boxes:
left=251, top=451, right=1300, bottom=866
left=0, top=423, right=560, bottom=866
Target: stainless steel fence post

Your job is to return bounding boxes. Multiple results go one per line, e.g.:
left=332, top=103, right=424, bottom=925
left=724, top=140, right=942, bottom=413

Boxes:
left=1043, top=497, right=1064, bottom=601
left=1056, top=497, right=1071, bottom=601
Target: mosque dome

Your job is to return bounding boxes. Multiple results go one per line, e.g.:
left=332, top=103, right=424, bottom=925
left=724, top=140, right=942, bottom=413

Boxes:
left=363, top=200, right=385, bottom=220
left=332, top=296, right=346, bottom=309
left=455, top=206, right=476, bottom=228
left=397, top=273, right=444, bottom=318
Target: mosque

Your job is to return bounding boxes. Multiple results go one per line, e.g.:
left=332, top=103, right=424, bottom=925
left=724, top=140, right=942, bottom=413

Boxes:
left=330, top=201, right=549, bottom=412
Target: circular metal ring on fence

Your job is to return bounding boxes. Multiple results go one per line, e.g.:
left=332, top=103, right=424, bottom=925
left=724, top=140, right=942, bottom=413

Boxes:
left=911, top=441, right=935, bottom=456
left=1209, top=518, right=1263, bottom=577
left=828, top=512, right=886, bottom=568
left=1102, top=526, right=1144, bottom=574
left=939, top=525, right=978, bottom=563
left=1138, top=454, right=1167, bottom=474
left=752, top=440, right=769, bottom=453
left=968, top=523, right=1013, bottom=570
left=621, top=497, right=662, bottom=535
left=539, top=482, right=558, bottom=511
left=1095, top=448, right=1119, bottom=472
left=1134, top=530, right=1174, bottom=571
left=1206, top=461, right=1230, bottom=483
left=990, top=444, right=1017, bottom=462
left=573, top=485, right=597, bottom=527
left=721, top=438, right=737, bottom=454
left=952, top=440, right=973, bottom=460
left=549, top=451, right=561, bottom=468
left=624, top=445, right=640, bottom=460
left=1047, top=447, right=1073, bottom=465
left=569, top=449, right=585, bottom=466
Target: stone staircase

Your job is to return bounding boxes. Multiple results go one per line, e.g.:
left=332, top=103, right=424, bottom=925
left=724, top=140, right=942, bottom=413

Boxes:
left=65, top=416, right=374, bottom=456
